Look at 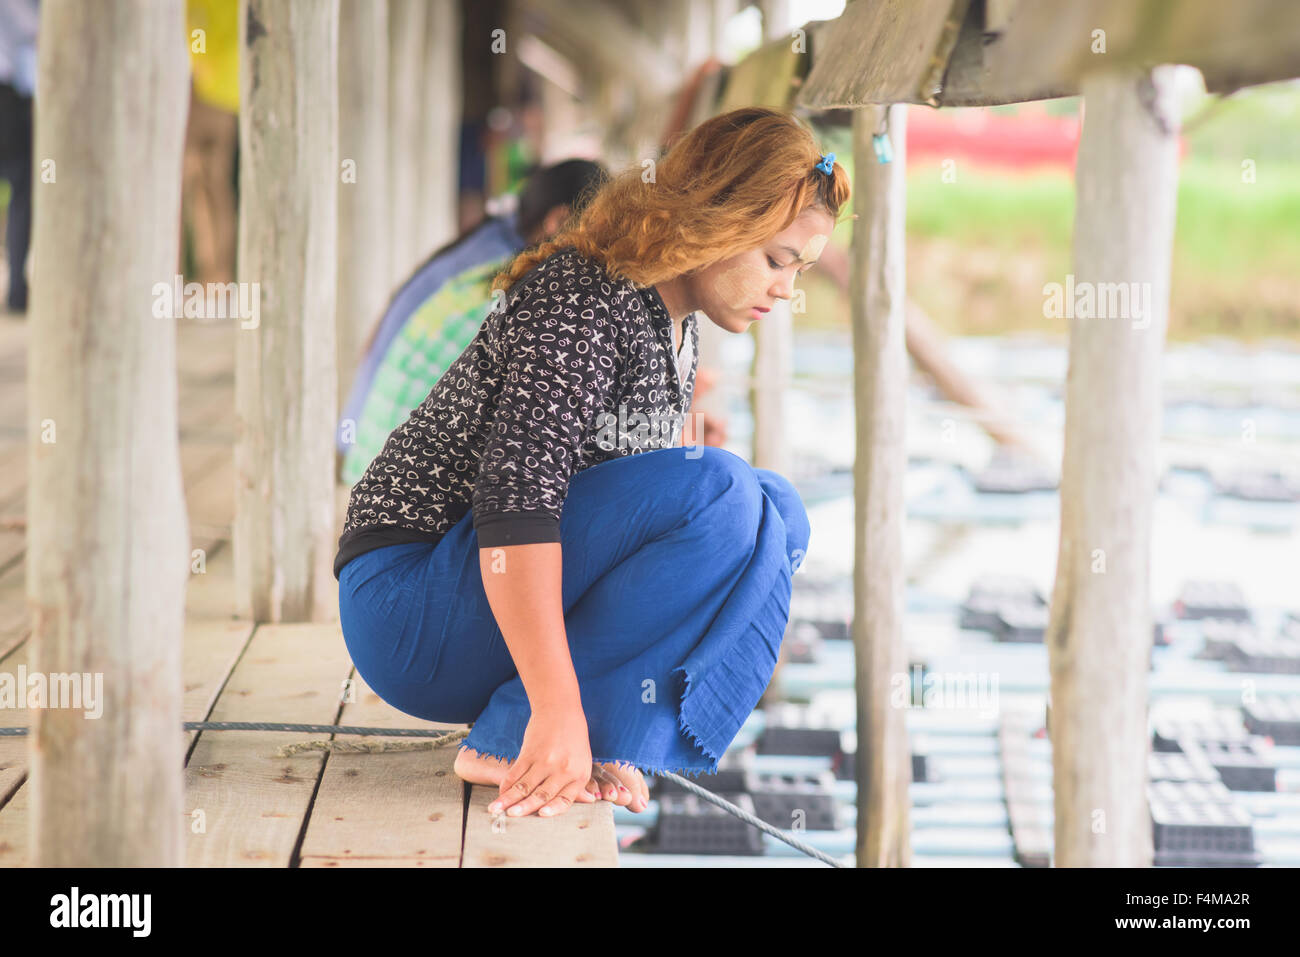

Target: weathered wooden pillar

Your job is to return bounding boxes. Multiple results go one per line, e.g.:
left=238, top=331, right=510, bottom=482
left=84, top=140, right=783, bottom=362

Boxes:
left=236, top=0, right=340, bottom=623
left=336, top=0, right=390, bottom=413
left=418, top=0, right=462, bottom=254
left=1047, top=65, right=1179, bottom=867
left=664, top=0, right=729, bottom=441
left=387, top=0, right=427, bottom=286
left=28, top=0, right=190, bottom=865
left=750, top=0, right=797, bottom=474
left=850, top=103, right=910, bottom=868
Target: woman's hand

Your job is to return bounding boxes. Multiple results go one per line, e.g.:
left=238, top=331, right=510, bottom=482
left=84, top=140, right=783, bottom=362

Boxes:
left=490, top=703, right=593, bottom=818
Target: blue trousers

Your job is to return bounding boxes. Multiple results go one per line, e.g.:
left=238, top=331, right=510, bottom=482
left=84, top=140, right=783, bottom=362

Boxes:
left=337, top=445, right=810, bottom=777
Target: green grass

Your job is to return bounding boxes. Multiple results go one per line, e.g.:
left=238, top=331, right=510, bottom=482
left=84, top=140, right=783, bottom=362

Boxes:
left=899, top=157, right=1300, bottom=277
left=807, top=84, right=1300, bottom=339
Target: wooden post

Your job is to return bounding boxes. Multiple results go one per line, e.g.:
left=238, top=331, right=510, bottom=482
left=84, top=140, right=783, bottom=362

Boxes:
left=749, top=0, right=796, bottom=474
left=418, top=0, right=462, bottom=252
left=1047, top=65, right=1180, bottom=867
left=336, top=0, right=390, bottom=415
left=27, top=0, right=190, bottom=865
left=236, top=0, right=339, bottom=623
left=850, top=103, right=910, bottom=868
left=665, top=0, right=729, bottom=439
left=387, top=0, right=427, bottom=286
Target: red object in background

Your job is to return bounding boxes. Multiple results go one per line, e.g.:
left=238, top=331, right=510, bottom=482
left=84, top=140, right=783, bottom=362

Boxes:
left=904, top=104, right=1186, bottom=172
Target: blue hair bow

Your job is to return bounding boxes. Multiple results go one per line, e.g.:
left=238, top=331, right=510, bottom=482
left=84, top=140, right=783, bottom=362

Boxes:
left=815, top=152, right=835, bottom=175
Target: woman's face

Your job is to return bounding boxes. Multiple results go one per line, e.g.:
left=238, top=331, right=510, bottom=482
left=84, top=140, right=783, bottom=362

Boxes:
left=687, top=206, right=836, bottom=332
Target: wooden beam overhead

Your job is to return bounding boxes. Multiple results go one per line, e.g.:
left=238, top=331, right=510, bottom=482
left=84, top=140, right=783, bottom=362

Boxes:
left=984, top=0, right=1300, bottom=97
left=796, top=0, right=972, bottom=109
left=797, top=0, right=1077, bottom=109
left=797, top=0, right=1300, bottom=113
left=522, top=0, right=678, bottom=97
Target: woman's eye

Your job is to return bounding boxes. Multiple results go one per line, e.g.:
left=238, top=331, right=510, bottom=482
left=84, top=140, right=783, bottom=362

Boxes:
left=767, top=256, right=781, bottom=270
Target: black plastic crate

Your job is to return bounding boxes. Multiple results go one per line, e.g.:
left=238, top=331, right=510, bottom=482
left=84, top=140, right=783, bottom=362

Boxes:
left=797, top=617, right=850, bottom=641
left=744, top=770, right=840, bottom=831
left=1225, top=634, right=1300, bottom=674
left=1242, top=696, right=1300, bottom=746
left=996, top=602, right=1049, bottom=643
left=1149, top=781, right=1261, bottom=867
left=832, top=747, right=855, bottom=781
left=788, top=579, right=851, bottom=635
left=1186, top=738, right=1277, bottom=792
left=833, top=747, right=936, bottom=784
left=1153, top=620, right=1170, bottom=646
left=969, top=449, right=1058, bottom=494
left=1212, top=468, right=1300, bottom=502
left=1148, top=748, right=1219, bottom=785
left=1198, top=618, right=1256, bottom=660
left=1173, top=580, right=1251, bottom=622
left=912, top=751, right=936, bottom=783
left=1152, top=714, right=1249, bottom=752
left=756, top=704, right=842, bottom=756
left=651, top=793, right=764, bottom=855
left=960, top=575, right=1046, bottom=632
left=1149, top=781, right=1256, bottom=854
left=652, top=748, right=752, bottom=796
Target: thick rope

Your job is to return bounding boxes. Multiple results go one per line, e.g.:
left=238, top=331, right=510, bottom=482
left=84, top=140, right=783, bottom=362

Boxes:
left=0, top=721, right=842, bottom=866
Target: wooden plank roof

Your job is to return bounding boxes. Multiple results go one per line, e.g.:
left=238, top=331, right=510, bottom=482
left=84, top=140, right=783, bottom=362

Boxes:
left=795, top=0, right=1300, bottom=111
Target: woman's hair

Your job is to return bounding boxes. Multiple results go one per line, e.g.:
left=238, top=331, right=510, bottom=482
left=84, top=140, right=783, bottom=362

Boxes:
left=515, top=158, right=609, bottom=240
left=490, top=107, right=851, bottom=296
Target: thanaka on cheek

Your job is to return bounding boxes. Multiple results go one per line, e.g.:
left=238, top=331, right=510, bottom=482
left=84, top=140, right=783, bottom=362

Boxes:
left=713, top=262, right=768, bottom=309
left=799, top=233, right=829, bottom=264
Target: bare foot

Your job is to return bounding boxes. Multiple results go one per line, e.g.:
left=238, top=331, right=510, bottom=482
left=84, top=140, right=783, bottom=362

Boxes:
left=453, top=747, right=598, bottom=804
left=593, top=762, right=649, bottom=812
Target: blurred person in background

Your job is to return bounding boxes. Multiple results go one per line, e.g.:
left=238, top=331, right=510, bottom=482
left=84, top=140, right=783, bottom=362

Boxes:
left=182, top=0, right=239, bottom=285
left=339, top=160, right=605, bottom=465
left=339, top=159, right=729, bottom=484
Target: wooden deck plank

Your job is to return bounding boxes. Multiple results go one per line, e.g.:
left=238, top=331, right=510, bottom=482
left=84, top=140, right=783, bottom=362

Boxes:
left=0, top=638, right=30, bottom=811
left=0, top=776, right=28, bottom=867
left=182, top=619, right=255, bottom=750
left=0, top=635, right=30, bottom=867
left=0, top=558, right=26, bottom=683
left=298, top=672, right=466, bottom=866
left=183, top=622, right=354, bottom=867
left=463, top=782, right=618, bottom=868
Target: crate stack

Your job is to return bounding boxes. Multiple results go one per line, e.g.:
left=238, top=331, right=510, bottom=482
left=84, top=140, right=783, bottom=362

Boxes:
left=1242, top=696, right=1300, bottom=745
left=641, top=706, right=848, bottom=855
left=1178, top=580, right=1300, bottom=673
left=959, top=574, right=1049, bottom=644
left=1148, top=712, right=1271, bottom=867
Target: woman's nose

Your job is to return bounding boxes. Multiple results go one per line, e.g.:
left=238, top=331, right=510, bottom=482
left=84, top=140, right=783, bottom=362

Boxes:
left=770, top=271, right=796, bottom=301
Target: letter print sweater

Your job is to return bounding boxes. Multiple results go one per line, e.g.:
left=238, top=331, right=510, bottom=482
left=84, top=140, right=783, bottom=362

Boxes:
left=334, top=246, right=700, bottom=579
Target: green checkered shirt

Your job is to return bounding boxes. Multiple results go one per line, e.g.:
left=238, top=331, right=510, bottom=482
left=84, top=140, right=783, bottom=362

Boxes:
left=342, top=257, right=509, bottom=486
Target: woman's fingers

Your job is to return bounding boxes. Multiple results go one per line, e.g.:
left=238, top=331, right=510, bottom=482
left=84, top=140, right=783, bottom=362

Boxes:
left=491, top=759, right=535, bottom=815
left=538, top=779, right=587, bottom=818
left=504, top=773, right=572, bottom=818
